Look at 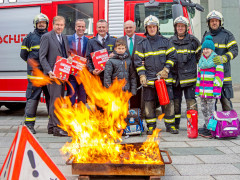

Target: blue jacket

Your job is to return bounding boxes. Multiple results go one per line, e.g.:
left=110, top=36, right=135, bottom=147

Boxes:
left=67, top=34, right=88, bottom=57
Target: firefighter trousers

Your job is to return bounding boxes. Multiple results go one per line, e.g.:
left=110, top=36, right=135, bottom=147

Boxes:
left=143, top=86, right=175, bottom=130
left=173, top=84, right=197, bottom=127
left=25, top=71, right=50, bottom=126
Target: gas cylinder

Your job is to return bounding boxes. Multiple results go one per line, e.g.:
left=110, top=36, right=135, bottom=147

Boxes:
left=186, top=109, right=198, bottom=138
left=155, top=78, right=170, bottom=105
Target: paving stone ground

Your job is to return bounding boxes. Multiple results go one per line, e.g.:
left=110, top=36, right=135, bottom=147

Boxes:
left=1, top=99, right=240, bottom=180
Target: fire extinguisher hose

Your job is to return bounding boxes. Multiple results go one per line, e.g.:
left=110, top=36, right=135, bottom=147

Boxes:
left=137, top=77, right=158, bottom=91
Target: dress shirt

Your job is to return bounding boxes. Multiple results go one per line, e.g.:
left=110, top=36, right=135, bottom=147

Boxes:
left=75, top=33, right=84, bottom=53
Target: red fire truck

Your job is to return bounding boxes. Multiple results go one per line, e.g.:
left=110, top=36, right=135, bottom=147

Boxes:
left=0, top=0, right=203, bottom=110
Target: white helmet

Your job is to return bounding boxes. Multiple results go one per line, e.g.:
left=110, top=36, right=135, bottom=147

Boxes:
left=174, top=16, right=189, bottom=28
left=144, top=15, right=159, bottom=34
left=33, top=13, right=49, bottom=29
left=206, top=10, right=224, bottom=26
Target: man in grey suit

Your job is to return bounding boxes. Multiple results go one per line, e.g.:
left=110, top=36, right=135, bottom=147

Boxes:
left=120, top=20, right=144, bottom=109
left=40, top=16, right=71, bottom=137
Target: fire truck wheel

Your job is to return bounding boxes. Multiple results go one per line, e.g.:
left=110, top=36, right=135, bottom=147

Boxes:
left=4, top=103, right=26, bottom=110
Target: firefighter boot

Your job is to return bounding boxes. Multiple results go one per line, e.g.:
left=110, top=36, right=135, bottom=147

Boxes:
left=174, top=99, right=181, bottom=130
left=166, top=125, right=179, bottom=134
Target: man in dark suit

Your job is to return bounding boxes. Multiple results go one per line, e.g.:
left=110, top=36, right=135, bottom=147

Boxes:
left=67, top=19, right=88, bottom=105
left=120, top=20, right=144, bottom=109
left=86, top=19, right=116, bottom=84
left=39, top=16, right=71, bottom=137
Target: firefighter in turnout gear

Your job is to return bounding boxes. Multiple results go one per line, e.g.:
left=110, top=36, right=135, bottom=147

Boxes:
left=169, top=16, right=201, bottom=130
left=20, top=13, right=50, bottom=134
left=134, top=15, right=178, bottom=135
left=199, top=10, right=238, bottom=133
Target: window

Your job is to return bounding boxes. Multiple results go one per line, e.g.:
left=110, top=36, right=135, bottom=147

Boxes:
left=135, top=3, right=174, bottom=37
left=58, top=3, right=93, bottom=36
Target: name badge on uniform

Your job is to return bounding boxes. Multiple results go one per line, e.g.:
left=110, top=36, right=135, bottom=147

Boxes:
left=108, top=44, right=114, bottom=51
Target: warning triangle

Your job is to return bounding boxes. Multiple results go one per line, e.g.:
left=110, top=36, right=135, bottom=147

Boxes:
left=0, top=125, right=67, bottom=180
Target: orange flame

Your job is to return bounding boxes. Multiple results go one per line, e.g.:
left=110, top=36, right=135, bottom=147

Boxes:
left=53, top=68, right=163, bottom=165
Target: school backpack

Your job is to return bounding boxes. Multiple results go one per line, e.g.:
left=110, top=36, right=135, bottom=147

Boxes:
left=124, top=108, right=144, bottom=136
left=207, top=110, right=240, bottom=138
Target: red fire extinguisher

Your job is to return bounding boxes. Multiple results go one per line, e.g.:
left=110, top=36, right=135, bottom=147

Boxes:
left=155, top=77, right=170, bottom=106
left=186, top=110, right=198, bottom=138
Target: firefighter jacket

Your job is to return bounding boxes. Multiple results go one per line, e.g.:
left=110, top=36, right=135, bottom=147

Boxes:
left=170, top=33, right=201, bottom=88
left=86, top=33, right=116, bottom=80
left=20, top=29, right=47, bottom=71
left=202, top=27, right=238, bottom=86
left=104, top=52, right=137, bottom=95
left=134, top=34, right=176, bottom=87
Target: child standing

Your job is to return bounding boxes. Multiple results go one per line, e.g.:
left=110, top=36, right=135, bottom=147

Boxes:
left=104, top=39, right=137, bottom=95
left=195, top=35, right=224, bottom=137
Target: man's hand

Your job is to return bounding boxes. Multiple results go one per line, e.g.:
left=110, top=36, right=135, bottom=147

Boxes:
left=156, top=67, right=169, bottom=79
left=93, top=69, right=103, bottom=75
left=140, top=75, right=148, bottom=87
left=49, top=72, right=56, bottom=79
left=213, top=55, right=227, bottom=65
left=67, top=56, right=73, bottom=63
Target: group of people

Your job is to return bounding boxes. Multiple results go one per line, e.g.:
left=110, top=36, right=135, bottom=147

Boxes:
left=20, top=10, right=238, bottom=138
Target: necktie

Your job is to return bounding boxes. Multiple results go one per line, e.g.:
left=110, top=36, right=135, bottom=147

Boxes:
left=102, top=38, right=105, bottom=47
left=58, top=35, right=62, bottom=44
left=129, top=37, right=134, bottom=56
left=77, top=37, right=82, bottom=56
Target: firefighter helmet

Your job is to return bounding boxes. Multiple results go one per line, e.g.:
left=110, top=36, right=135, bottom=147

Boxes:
left=144, top=15, right=159, bottom=28
left=33, top=13, right=49, bottom=29
left=206, top=10, right=224, bottom=26
left=174, top=16, right=190, bottom=28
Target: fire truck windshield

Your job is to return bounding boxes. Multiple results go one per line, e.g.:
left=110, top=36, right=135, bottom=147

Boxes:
left=135, top=3, right=174, bottom=37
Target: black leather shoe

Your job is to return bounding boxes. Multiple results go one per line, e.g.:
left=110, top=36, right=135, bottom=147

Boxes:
left=48, top=128, right=53, bottom=134
left=27, top=125, right=36, bottom=134
left=53, top=129, right=68, bottom=137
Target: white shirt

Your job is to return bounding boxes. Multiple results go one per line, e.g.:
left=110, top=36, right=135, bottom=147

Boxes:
left=97, top=34, right=108, bottom=45
left=75, top=33, right=84, bottom=53
left=56, top=33, right=62, bottom=43
left=126, top=34, right=135, bottom=49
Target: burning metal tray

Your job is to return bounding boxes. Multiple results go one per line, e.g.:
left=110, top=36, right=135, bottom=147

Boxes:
left=66, top=142, right=172, bottom=176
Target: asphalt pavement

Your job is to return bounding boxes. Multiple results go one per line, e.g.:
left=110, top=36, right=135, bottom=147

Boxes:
left=1, top=97, right=240, bottom=180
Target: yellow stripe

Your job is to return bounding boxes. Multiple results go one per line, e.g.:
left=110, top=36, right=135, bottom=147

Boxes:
left=176, top=49, right=195, bottom=54
left=226, top=52, right=234, bottom=60
left=164, top=118, right=175, bottom=123
left=144, top=50, right=166, bottom=57
left=180, top=78, right=197, bottom=84
left=166, top=47, right=175, bottom=55
left=135, top=50, right=145, bottom=58
left=166, top=60, right=174, bottom=66
left=136, top=66, right=146, bottom=72
left=172, top=79, right=176, bottom=83
left=146, top=118, right=157, bottom=123
left=25, top=117, right=36, bottom=121
left=215, top=43, right=226, bottom=48
left=196, top=46, right=201, bottom=54
left=147, top=80, right=154, bottom=85
left=27, top=75, right=44, bottom=80
left=30, top=45, right=40, bottom=51
left=224, top=77, right=232, bottom=82
left=165, top=78, right=173, bottom=83
left=175, top=114, right=181, bottom=118
left=21, top=46, right=29, bottom=51
left=227, top=40, right=237, bottom=48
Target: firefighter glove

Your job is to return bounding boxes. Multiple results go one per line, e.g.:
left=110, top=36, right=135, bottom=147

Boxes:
left=157, top=67, right=169, bottom=79
left=213, top=55, right=227, bottom=65
left=140, top=75, right=148, bottom=87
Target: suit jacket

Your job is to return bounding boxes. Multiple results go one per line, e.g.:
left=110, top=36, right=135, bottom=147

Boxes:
left=119, top=34, right=144, bottom=62
left=39, top=30, right=70, bottom=74
left=67, top=34, right=88, bottom=57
